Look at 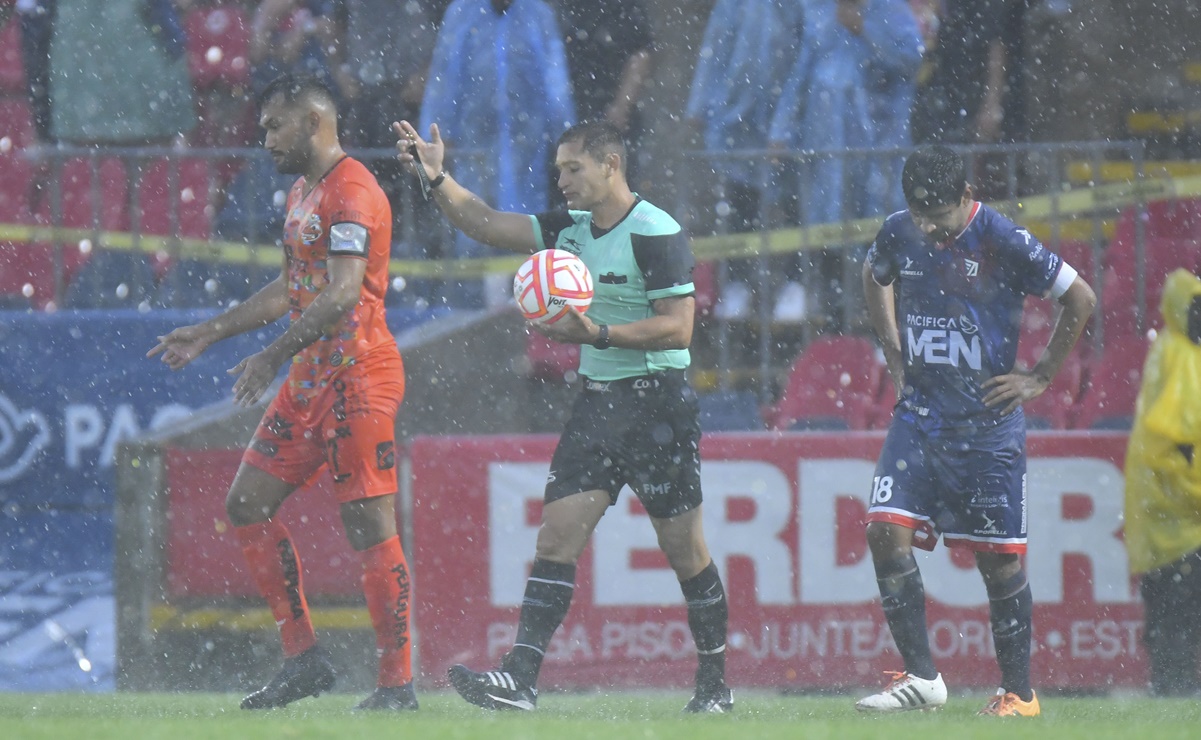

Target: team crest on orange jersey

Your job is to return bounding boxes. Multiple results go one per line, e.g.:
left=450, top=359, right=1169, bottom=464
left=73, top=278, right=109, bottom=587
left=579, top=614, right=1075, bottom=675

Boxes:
left=301, top=213, right=323, bottom=244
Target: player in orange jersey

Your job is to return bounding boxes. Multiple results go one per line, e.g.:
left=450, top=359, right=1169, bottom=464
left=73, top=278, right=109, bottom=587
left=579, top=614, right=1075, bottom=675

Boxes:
left=149, top=74, right=416, bottom=712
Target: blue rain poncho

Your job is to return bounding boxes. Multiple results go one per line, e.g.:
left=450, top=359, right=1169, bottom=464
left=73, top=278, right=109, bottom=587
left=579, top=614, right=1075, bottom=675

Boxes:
left=420, top=0, right=575, bottom=216
left=769, top=0, right=874, bottom=225
left=861, top=0, right=924, bottom=214
left=684, top=0, right=805, bottom=187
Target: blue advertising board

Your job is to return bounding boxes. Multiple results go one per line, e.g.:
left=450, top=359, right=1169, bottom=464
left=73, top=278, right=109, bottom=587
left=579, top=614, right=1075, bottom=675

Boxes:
left=0, top=306, right=443, bottom=690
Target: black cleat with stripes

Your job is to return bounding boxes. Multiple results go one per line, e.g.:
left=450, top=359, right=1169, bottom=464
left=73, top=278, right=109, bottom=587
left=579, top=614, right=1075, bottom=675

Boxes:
left=448, top=664, right=538, bottom=711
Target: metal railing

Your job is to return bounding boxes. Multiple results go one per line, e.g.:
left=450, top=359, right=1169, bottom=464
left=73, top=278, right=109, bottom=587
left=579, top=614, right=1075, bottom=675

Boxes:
left=676, top=140, right=1156, bottom=400
left=3, top=139, right=1181, bottom=403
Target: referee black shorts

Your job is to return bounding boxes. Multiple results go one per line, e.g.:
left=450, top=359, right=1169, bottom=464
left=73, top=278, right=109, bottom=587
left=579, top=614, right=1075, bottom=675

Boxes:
left=545, top=369, right=703, bottom=519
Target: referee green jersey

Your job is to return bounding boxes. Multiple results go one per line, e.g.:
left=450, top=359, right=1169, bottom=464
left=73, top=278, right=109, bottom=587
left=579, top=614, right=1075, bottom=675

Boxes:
left=531, top=198, right=695, bottom=381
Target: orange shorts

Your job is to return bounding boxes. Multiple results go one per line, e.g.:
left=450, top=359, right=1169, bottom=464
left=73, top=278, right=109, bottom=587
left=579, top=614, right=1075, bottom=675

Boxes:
left=243, top=359, right=405, bottom=503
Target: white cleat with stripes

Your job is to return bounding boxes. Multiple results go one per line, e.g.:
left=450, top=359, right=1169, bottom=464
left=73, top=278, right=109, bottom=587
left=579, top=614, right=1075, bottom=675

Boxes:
left=855, top=671, right=947, bottom=713
left=448, top=664, right=538, bottom=711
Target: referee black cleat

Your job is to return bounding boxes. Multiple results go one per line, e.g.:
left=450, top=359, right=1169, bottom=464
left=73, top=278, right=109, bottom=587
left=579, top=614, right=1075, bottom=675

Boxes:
left=240, top=645, right=336, bottom=710
left=353, top=683, right=420, bottom=712
left=682, top=685, right=734, bottom=714
left=448, top=664, right=538, bottom=711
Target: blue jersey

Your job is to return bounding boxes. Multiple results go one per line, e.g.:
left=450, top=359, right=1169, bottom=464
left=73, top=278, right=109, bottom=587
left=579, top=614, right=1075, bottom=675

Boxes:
left=866, top=203, right=1065, bottom=426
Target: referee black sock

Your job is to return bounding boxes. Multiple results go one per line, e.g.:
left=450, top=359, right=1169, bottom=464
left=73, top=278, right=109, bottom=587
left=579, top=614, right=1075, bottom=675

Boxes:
left=680, top=561, right=728, bottom=692
left=507, top=559, right=576, bottom=688
left=875, top=553, right=938, bottom=680
left=987, top=573, right=1033, bottom=702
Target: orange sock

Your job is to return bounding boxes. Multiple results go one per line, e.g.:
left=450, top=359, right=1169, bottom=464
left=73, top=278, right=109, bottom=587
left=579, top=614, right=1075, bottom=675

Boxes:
left=361, top=535, right=413, bottom=687
left=235, top=519, right=316, bottom=657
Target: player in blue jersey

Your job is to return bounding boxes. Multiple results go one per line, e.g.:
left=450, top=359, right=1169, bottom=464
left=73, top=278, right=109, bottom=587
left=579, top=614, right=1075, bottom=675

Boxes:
left=856, top=146, right=1096, bottom=716
left=393, top=118, right=732, bottom=713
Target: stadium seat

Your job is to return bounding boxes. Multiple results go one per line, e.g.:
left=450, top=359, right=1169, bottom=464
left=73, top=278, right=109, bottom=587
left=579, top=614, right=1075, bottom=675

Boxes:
left=1015, top=324, right=1085, bottom=430
left=1054, top=239, right=1097, bottom=283
left=1109, top=199, right=1201, bottom=251
left=184, top=4, right=251, bottom=90
left=0, top=98, right=34, bottom=221
left=1069, top=334, right=1150, bottom=430
left=136, top=157, right=213, bottom=238
left=765, top=335, right=880, bottom=430
left=32, top=156, right=130, bottom=231
left=697, top=389, right=764, bottom=432
left=1100, top=236, right=1201, bottom=337
left=0, top=20, right=24, bottom=95
left=0, top=96, right=34, bottom=151
left=9, top=158, right=131, bottom=306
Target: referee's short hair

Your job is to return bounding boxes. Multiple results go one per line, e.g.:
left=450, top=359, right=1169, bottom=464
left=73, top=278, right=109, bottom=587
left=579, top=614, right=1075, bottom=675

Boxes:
left=558, top=120, right=628, bottom=172
left=902, top=145, right=967, bottom=209
left=258, top=73, right=338, bottom=113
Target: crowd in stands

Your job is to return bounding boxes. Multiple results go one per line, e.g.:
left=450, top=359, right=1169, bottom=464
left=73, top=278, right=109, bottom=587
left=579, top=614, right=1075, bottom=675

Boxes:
left=0, top=0, right=1193, bottom=431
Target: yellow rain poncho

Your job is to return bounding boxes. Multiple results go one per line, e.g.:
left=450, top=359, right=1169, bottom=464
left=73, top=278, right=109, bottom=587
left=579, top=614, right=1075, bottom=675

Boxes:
left=1125, top=269, right=1201, bottom=574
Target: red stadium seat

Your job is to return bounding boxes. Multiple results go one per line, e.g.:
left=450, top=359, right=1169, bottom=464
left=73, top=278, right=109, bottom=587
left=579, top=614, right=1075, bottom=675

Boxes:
left=1016, top=324, right=1085, bottom=430
left=0, top=96, right=34, bottom=151
left=0, top=99, right=37, bottom=223
left=1069, top=334, right=1150, bottom=429
left=14, top=157, right=131, bottom=307
left=1054, top=239, right=1096, bottom=283
left=766, top=335, right=880, bottom=430
left=1109, top=200, right=1201, bottom=255
left=136, top=157, right=213, bottom=239
left=0, top=20, right=24, bottom=95
left=32, top=156, right=131, bottom=231
left=1100, top=236, right=1201, bottom=338
left=184, top=4, right=252, bottom=90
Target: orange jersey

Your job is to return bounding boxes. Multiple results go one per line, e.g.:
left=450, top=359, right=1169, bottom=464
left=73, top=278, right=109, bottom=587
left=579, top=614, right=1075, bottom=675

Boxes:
left=281, top=156, right=401, bottom=400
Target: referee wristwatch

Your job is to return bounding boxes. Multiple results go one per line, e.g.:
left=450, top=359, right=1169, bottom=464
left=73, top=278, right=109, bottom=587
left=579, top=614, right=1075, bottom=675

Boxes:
left=592, top=324, right=611, bottom=350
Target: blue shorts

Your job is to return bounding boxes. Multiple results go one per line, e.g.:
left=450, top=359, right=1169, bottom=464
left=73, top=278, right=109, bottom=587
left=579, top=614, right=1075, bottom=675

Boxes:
left=866, top=407, right=1028, bottom=553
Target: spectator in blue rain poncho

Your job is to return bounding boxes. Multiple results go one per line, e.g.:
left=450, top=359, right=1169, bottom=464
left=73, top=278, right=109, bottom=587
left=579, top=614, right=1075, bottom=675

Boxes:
left=683, top=0, right=805, bottom=322
left=768, top=0, right=873, bottom=323
left=420, top=0, right=575, bottom=308
left=860, top=0, right=924, bottom=215
left=768, top=0, right=922, bottom=324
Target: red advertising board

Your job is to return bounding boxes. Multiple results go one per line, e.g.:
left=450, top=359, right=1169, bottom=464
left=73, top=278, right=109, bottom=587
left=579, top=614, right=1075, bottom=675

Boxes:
left=164, top=448, right=361, bottom=599
left=410, top=432, right=1139, bottom=691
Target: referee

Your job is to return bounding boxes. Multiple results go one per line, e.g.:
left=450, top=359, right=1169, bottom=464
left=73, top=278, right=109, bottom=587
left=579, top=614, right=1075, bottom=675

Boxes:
left=394, top=118, right=732, bottom=714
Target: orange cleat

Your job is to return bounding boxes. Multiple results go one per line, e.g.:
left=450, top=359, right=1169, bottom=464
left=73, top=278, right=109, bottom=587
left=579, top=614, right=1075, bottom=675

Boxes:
left=978, top=689, right=1040, bottom=716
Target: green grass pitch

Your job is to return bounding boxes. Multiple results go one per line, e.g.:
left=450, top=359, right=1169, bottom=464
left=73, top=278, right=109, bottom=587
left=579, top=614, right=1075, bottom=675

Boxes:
left=2, top=690, right=1200, bottom=740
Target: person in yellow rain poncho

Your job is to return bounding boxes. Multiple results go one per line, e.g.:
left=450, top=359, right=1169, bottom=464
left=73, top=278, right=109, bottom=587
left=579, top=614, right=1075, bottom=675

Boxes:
left=1125, top=268, right=1201, bottom=696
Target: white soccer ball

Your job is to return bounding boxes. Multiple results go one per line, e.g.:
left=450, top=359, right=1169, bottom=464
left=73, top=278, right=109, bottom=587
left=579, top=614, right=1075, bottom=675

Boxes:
left=513, top=249, right=594, bottom=325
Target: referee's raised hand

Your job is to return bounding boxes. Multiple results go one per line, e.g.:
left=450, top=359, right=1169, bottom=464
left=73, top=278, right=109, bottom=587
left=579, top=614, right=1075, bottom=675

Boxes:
left=392, top=120, right=443, bottom=185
